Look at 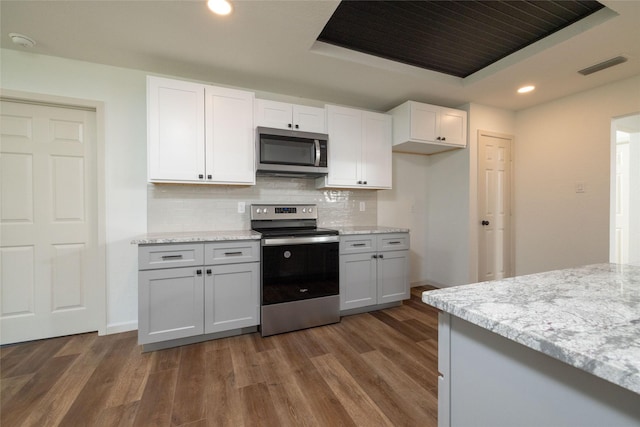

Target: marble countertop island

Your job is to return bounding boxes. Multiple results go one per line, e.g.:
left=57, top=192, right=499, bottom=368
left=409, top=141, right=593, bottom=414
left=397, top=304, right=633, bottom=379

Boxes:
left=422, top=263, right=640, bottom=395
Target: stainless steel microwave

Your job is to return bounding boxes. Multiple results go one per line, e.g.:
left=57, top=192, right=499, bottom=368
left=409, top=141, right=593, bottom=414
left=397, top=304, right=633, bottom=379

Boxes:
left=256, top=126, right=329, bottom=177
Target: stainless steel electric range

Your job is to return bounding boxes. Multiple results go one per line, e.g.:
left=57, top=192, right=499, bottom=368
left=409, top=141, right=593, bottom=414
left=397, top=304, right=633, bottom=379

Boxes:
left=251, top=204, right=340, bottom=336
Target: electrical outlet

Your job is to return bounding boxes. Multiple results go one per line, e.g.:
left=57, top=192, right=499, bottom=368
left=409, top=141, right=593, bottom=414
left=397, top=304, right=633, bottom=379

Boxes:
left=238, top=201, right=246, bottom=213
left=359, top=201, right=365, bottom=212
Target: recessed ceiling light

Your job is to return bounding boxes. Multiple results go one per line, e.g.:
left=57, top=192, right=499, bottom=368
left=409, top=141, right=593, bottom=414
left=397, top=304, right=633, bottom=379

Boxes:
left=517, top=85, right=535, bottom=94
left=207, top=0, right=232, bottom=15
left=9, top=33, right=36, bottom=48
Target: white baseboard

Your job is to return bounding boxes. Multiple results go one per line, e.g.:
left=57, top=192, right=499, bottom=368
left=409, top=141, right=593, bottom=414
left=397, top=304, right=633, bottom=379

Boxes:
left=105, top=321, right=138, bottom=335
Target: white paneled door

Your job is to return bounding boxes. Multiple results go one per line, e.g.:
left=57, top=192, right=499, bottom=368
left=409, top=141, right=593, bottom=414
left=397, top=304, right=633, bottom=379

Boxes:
left=478, top=131, right=513, bottom=281
left=0, top=99, right=99, bottom=344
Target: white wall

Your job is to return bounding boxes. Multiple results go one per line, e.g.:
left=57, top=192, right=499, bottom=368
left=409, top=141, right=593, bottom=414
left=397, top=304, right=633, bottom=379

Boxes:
left=1, top=49, right=148, bottom=332
left=514, top=75, right=640, bottom=275
left=378, top=153, right=430, bottom=284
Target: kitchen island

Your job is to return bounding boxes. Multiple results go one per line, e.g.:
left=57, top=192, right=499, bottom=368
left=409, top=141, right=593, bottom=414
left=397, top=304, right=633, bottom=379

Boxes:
left=422, top=263, right=640, bottom=427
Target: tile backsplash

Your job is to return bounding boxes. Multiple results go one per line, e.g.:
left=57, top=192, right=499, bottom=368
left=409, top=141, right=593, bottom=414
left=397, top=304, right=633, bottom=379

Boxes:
left=147, top=177, right=378, bottom=232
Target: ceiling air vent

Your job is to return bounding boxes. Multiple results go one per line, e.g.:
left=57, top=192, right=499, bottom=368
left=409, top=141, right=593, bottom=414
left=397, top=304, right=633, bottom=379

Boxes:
left=578, top=56, right=628, bottom=76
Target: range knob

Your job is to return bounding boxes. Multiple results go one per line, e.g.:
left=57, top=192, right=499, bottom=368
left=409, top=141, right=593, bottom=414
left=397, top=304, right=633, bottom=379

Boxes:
left=308, top=207, right=313, bottom=213
left=302, top=208, right=307, bottom=213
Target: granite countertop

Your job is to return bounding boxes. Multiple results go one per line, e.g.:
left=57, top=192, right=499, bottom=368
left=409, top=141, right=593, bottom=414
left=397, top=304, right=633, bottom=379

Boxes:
left=131, top=230, right=261, bottom=244
left=422, top=263, right=640, bottom=395
left=335, top=226, right=409, bottom=235
left=132, top=226, right=409, bottom=244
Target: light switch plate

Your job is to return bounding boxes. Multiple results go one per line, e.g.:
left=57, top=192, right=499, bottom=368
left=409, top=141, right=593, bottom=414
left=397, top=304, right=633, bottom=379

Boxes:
left=238, top=201, right=246, bottom=213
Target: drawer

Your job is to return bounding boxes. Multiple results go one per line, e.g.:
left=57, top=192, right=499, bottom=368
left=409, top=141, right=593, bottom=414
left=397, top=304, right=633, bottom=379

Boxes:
left=204, top=240, right=260, bottom=265
left=377, top=233, right=410, bottom=252
left=138, top=243, right=204, bottom=270
left=340, top=234, right=376, bottom=254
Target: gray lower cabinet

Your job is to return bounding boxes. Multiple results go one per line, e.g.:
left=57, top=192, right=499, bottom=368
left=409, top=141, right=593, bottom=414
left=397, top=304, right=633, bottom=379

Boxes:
left=339, top=233, right=410, bottom=311
left=204, top=262, right=259, bottom=334
left=138, top=266, right=205, bottom=344
left=138, top=241, right=259, bottom=346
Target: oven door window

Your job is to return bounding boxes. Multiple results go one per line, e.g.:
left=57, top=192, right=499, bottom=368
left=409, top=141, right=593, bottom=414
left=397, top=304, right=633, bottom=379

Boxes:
left=260, top=135, right=316, bottom=166
left=262, top=242, right=338, bottom=305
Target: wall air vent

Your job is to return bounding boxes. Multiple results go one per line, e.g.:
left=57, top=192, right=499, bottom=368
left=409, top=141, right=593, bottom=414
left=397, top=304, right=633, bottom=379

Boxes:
left=578, top=56, right=628, bottom=76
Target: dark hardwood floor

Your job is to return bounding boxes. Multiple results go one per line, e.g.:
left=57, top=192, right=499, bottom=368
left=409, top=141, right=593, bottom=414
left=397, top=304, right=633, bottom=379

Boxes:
left=1, top=286, right=439, bottom=426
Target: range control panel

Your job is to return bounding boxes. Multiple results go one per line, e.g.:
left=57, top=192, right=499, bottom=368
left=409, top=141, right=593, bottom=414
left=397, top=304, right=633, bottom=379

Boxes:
left=250, top=204, right=317, bottom=220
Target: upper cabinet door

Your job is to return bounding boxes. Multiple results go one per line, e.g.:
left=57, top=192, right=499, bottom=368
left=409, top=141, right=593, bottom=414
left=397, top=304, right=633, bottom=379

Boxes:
left=409, top=102, right=439, bottom=142
left=324, top=105, right=362, bottom=187
left=439, top=108, right=466, bottom=147
left=205, top=86, right=255, bottom=185
left=148, top=76, right=205, bottom=182
left=255, top=99, right=326, bottom=132
left=254, top=99, right=293, bottom=130
left=292, top=105, right=326, bottom=133
left=362, top=111, right=392, bottom=189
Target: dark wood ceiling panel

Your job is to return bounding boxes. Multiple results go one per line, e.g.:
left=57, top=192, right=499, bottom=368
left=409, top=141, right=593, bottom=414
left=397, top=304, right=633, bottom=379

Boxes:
left=317, top=0, right=605, bottom=78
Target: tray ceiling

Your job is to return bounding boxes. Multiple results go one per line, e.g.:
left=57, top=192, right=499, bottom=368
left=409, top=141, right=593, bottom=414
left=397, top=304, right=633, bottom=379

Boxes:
left=318, top=0, right=606, bottom=78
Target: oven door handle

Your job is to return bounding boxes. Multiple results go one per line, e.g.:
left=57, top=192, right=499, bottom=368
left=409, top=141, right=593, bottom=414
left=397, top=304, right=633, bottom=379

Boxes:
left=262, top=235, right=339, bottom=246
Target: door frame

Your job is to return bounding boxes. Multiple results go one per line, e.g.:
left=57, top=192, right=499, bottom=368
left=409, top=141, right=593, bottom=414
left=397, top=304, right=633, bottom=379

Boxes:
left=1, top=88, right=107, bottom=336
left=471, top=129, right=515, bottom=282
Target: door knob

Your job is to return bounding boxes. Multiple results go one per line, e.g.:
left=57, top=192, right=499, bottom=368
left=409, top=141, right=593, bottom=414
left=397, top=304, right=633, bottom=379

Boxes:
left=481, top=220, right=490, bottom=226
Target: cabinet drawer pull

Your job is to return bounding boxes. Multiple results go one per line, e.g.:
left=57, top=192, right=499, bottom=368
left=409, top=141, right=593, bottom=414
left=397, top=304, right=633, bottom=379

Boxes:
left=388, top=241, right=402, bottom=245
left=161, top=255, right=183, bottom=260
left=224, top=251, right=244, bottom=256
left=352, top=243, right=367, bottom=247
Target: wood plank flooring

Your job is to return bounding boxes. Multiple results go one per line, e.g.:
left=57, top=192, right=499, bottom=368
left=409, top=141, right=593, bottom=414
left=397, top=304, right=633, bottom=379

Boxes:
left=1, top=286, right=439, bottom=426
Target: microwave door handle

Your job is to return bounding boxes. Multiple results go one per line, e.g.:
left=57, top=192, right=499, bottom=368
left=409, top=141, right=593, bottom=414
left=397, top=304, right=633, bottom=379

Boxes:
left=314, top=140, right=321, bottom=167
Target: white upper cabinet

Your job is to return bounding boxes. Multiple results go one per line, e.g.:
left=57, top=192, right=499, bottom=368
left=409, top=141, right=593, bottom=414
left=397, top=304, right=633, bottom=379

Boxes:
left=255, top=99, right=326, bottom=133
left=147, top=76, right=255, bottom=185
left=148, top=77, right=205, bottom=182
left=205, top=86, right=255, bottom=184
left=316, top=105, right=392, bottom=190
left=389, top=100, right=467, bottom=155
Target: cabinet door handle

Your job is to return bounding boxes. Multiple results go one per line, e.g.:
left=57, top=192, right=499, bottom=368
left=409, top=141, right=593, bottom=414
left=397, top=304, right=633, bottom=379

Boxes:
left=352, top=243, right=366, bottom=247
left=206, top=269, right=212, bottom=275
left=196, top=269, right=202, bottom=276
left=441, top=137, right=446, bottom=141
left=224, top=251, right=243, bottom=256
left=357, top=180, right=363, bottom=184
left=372, top=254, right=378, bottom=259
left=288, top=123, right=292, bottom=128
left=198, top=174, right=204, bottom=179
left=379, top=254, right=384, bottom=259
left=207, top=174, right=212, bottom=180
left=363, top=181, right=367, bottom=185
left=295, top=124, right=299, bottom=129
left=161, top=254, right=183, bottom=260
